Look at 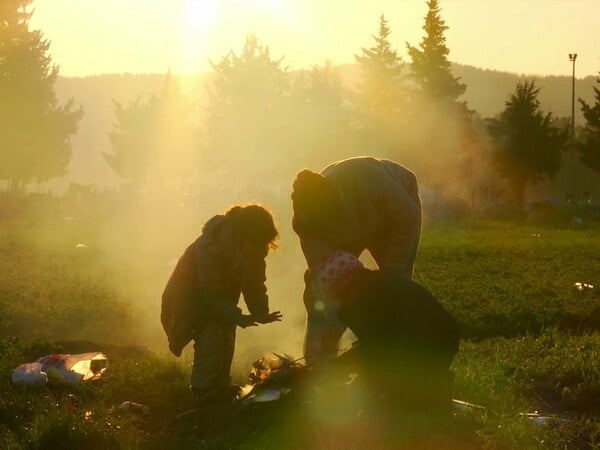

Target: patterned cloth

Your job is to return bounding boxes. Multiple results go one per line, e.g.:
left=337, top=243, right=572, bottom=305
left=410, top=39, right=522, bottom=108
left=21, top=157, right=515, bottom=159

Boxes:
left=316, top=251, right=364, bottom=299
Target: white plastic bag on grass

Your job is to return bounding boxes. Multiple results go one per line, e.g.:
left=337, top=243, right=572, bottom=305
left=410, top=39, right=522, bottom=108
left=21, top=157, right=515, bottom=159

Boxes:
left=11, top=362, right=48, bottom=386
left=12, top=352, right=108, bottom=386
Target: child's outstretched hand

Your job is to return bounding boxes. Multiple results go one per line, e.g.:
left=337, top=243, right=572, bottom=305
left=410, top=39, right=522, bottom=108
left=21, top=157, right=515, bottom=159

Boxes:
left=237, top=314, right=259, bottom=328
left=254, top=311, right=283, bottom=324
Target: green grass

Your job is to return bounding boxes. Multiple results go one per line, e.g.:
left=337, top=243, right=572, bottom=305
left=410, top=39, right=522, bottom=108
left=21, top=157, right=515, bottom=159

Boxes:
left=0, top=219, right=599, bottom=449
left=417, top=221, right=600, bottom=338
left=454, top=331, right=600, bottom=415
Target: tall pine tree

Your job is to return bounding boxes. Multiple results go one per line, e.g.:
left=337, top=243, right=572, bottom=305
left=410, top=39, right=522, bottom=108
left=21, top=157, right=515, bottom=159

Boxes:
left=487, top=81, right=566, bottom=210
left=406, top=0, right=465, bottom=102
left=353, top=15, right=408, bottom=153
left=404, top=0, right=477, bottom=194
left=0, top=0, right=82, bottom=193
left=578, top=73, right=600, bottom=174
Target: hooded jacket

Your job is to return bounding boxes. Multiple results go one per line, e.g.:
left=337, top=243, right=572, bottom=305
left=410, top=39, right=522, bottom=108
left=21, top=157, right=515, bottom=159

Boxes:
left=161, top=213, right=270, bottom=356
left=193, top=214, right=270, bottom=322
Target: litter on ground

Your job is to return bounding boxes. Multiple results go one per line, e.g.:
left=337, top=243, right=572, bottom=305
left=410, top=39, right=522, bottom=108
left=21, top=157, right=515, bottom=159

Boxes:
left=11, top=352, right=108, bottom=386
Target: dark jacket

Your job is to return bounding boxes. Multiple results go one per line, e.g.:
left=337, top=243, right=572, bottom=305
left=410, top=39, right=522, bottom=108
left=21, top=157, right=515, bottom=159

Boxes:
left=161, top=214, right=269, bottom=356
left=337, top=270, right=460, bottom=369
left=193, top=214, right=269, bottom=322
left=295, top=157, right=421, bottom=275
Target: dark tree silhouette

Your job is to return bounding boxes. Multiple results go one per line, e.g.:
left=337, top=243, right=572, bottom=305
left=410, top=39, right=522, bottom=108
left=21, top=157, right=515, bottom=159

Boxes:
left=404, top=1, right=474, bottom=191
left=0, top=0, right=82, bottom=193
left=487, top=81, right=566, bottom=210
left=353, top=14, right=408, bottom=152
left=578, top=73, right=600, bottom=174
left=406, top=0, right=465, bottom=102
left=105, top=74, right=197, bottom=188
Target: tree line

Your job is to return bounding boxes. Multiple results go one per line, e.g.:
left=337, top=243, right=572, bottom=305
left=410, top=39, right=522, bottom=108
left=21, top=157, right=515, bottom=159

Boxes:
left=1, top=0, right=600, bottom=210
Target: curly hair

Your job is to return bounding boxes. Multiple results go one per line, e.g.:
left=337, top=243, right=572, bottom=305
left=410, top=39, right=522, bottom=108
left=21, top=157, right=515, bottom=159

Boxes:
left=226, top=204, right=279, bottom=249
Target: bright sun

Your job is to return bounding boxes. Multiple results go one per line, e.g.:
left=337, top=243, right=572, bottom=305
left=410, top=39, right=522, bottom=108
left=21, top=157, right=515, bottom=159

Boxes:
left=177, top=0, right=220, bottom=72
left=184, top=0, right=219, bottom=31
left=178, top=0, right=296, bottom=73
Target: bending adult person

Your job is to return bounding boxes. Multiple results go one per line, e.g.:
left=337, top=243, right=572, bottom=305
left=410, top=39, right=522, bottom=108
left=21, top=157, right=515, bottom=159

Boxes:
left=291, top=156, right=422, bottom=363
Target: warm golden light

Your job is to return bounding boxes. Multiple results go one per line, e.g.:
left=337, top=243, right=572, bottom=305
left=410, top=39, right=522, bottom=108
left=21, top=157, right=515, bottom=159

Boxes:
left=28, top=0, right=600, bottom=77
left=184, top=0, right=219, bottom=32
left=177, top=0, right=220, bottom=72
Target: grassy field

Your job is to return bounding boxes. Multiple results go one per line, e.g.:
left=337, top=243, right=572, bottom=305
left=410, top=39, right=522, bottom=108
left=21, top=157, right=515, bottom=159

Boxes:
left=0, top=218, right=598, bottom=449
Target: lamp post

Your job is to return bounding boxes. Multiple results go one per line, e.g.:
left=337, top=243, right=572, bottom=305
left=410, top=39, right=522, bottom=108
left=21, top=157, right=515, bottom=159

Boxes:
left=568, top=53, right=577, bottom=201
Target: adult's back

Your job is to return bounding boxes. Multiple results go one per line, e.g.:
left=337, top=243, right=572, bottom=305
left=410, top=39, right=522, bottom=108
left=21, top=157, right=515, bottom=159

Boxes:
left=291, top=157, right=423, bottom=363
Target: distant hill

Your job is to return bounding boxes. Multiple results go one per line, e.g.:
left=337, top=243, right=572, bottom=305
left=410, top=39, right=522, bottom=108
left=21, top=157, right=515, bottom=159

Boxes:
left=51, top=64, right=598, bottom=192
left=453, top=64, right=597, bottom=119
left=337, top=62, right=597, bottom=118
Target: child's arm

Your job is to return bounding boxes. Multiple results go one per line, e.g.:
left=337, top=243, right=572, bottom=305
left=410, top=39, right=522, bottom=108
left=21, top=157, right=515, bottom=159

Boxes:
left=240, top=256, right=283, bottom=324
left=240, top=256, right=269, bottom=317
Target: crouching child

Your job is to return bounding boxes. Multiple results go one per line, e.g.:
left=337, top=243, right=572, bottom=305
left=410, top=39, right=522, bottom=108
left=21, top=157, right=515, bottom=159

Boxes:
left=316, top=251, right=460, bottom=411
left=161, top=204, right=282, bottom=408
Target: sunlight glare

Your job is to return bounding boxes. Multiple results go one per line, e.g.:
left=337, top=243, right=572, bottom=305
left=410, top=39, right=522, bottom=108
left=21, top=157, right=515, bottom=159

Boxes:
left=184, top=0, right=219, bottom=31
left=177, top=0, right=220, bottom=73
left=254, top=0, right=289, bottom=16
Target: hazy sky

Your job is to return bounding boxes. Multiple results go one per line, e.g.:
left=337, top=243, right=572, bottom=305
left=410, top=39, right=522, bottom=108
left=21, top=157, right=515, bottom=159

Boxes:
left=29, top=0, right=600, bottom=78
